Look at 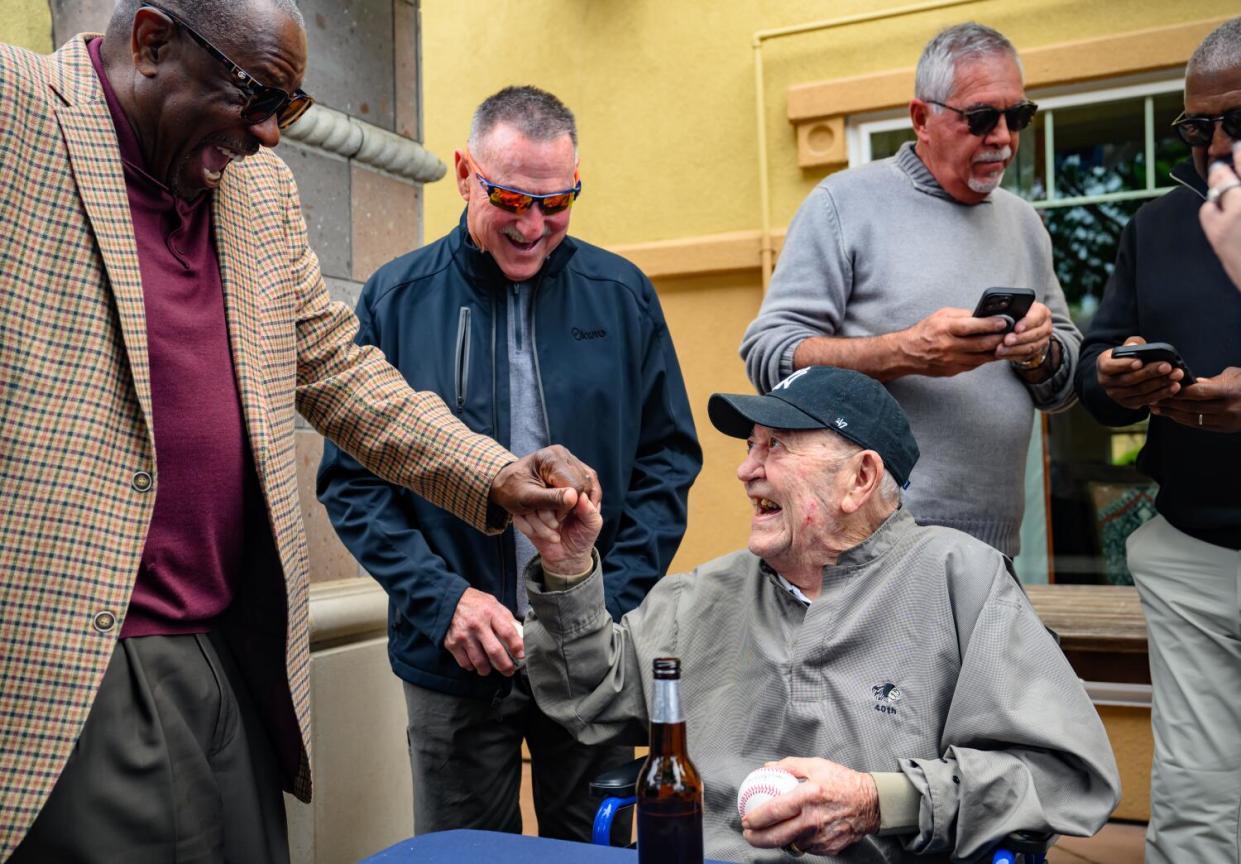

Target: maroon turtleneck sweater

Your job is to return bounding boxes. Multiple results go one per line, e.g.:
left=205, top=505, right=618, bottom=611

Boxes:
left=89, top=38, right=259, bottom=638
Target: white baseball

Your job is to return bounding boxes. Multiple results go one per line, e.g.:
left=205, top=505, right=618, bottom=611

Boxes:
left=737, top=766, right=800, bottom=819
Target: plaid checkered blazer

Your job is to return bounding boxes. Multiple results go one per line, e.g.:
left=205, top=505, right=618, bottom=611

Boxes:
left=0, top=35, right=515, bottom=856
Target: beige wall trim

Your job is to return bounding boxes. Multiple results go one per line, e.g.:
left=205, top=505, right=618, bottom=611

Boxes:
left=308, top=577, right=388, bottom=648
left=284, top=104, right=447, bottom=183
left=788, top=16, right=1230, bottom=168
left=612, top=229, right=786, bottom=280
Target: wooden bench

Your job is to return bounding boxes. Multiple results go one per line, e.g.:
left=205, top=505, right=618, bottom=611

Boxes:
left=1025, top=585, right=1150, bottom=684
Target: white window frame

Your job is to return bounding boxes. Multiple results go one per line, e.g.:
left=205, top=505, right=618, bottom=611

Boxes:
left=847, top=73, right=1186, bottom=204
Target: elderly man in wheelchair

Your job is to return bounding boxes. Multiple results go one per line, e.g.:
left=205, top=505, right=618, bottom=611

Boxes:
left=514, top=367, right=1121, bottom=862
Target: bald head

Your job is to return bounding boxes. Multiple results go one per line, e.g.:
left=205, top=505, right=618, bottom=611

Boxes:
left=107, top=0, right=305, bottom=52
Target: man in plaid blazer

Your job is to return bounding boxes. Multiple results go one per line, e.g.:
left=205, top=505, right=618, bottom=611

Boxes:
left=0, top=1, right=597, bottom=860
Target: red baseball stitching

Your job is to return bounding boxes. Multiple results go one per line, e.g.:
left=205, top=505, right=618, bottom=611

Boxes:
left=737, top=774, right=796, bottom=817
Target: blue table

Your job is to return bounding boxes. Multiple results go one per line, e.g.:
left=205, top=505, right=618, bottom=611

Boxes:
left=361, top=829, right=732, bottom=863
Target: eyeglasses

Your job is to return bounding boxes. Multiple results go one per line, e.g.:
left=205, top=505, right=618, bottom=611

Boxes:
left=141, top=3, right=314, bottom=130
left=468, top=153, right=581, bottom=215
left=926, top=99, right=1038, bottom=136
left=1171, top=108, right=1241, bottom=147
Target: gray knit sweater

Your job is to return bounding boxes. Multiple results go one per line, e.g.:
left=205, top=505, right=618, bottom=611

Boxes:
left=740, top=143, right=1080, bottom=556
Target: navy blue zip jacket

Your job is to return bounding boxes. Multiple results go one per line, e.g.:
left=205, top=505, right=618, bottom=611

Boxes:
left=317, top=216, right=703, bottom=698
left=1075, top=162, right=1241, bottom=550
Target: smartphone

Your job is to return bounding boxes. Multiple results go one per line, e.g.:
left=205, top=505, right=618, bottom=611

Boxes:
left=1111, top=342, right=1197, bottom=386
left=972, top=287, right=1036, bottom=333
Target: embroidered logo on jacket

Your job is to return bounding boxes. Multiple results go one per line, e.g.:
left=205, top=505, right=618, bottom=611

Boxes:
left=572, top=327, right=607, bottom=341
left=872, top=682, right=902, bottom=716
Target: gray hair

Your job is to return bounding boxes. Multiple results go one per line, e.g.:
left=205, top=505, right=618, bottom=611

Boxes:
left=108, top=0, right=305, bottom=51
left=915, top=22, right=1022, bottom=107
left=823, top=433, right=903, bottom=506
left=1187, top=17, right=1241, bottom=79
left=468, top=85, right=578, bottom=154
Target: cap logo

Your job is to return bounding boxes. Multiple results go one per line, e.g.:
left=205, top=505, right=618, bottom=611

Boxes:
left=834, top=417, right=848, bottom=429
left=772, top=368, right=811, bottom=391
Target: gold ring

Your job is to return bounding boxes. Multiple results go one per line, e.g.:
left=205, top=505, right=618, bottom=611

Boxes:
left=784, top=840, right=805, bottom=857
left=1198, top=413, right=1204, bottom=426
left=1206, top=178, right=1241, bottom=208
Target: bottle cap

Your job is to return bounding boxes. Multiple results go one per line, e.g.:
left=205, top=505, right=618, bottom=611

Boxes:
left=653, top=657, right=681, bottom=679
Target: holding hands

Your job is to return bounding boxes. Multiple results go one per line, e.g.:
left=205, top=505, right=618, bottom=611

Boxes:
left=489, top=444, right=601, bottom=521
left=450, top=445, right=602, bottom=677
left=512, top=492, right=602, bottom=577
left=741, top=757, right=880, bottom=857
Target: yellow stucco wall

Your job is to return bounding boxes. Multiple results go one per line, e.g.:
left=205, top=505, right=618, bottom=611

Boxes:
left=0, top=0, right=52, bottom=52
left=421, top=0, right=1234, bottom=574
left=422, top=0, right=1234, bottom=245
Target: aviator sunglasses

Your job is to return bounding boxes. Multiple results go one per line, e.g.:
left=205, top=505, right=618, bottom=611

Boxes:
left=926, top=99, right=1039, bottom=136
left=141, top=3, right=314, bottom=130
left=1171, top=108, right=1241, bottom=147
left=469, top=152, right=581, bottom=215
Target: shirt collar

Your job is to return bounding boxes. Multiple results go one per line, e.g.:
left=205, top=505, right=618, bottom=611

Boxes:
left=827, top=506, right=913, bottom=571
left=894, top=140, right=991, bottom=205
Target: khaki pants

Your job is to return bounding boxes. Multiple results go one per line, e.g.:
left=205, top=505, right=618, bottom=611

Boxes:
left=404, top=674, right=632, bottom=842
left=1129, top=515, right=1241, bottom=864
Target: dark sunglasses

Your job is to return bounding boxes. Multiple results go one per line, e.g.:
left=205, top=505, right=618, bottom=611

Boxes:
left=1171, top=108, right=1241, bottom=147
left=468, top=153, right=581, bottom=215
left=927, top=99, right=1039, bottom=136
left=141, top=3, right=314, bottom=130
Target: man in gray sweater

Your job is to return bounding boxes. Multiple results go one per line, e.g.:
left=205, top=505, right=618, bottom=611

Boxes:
left=515, top=367, right=1119, bottom=862
left=741, top=23, right=1079, bottom=559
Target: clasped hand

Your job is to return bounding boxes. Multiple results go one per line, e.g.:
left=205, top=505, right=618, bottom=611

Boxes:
left=447, top=446, right=602, bottom=678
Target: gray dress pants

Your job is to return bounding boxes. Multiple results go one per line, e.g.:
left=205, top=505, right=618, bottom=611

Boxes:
left=10, top=632, right=289, bottom=864
left=404, top=672, right=633, bottom=842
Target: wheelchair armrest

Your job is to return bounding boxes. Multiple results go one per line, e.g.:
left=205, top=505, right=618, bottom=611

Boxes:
left=1003, top=830, right=1055, bottom=853
left=589, top=756, right=645, bottom=798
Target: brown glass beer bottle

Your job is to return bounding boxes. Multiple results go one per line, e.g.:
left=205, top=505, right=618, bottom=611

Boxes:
left=637, top=657, right=704, bottom=864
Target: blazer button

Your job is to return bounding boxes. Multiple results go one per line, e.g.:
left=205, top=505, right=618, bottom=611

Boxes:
left=131, top=471, right=153, bottom=492
left=92, top=610, right=117, bottom=633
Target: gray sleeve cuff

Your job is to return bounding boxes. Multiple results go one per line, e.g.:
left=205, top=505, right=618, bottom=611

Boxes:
left=525, top=550, right=607, bottom=635
left=1022, top=333, right=1076, bottom=410
left=779, top=342, right=798, bottom=382
left=542, top=550, right=600, bottom=591
left=870, top=772, right=921, bottom=836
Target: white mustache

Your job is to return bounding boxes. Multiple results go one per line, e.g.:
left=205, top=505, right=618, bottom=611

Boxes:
left=973, top=146, right=1013, bottom=164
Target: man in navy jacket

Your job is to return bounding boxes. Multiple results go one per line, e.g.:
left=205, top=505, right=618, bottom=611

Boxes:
left=318, top=85, right=701, bottom=841
left=1074, top=19, right=1241, bottom=863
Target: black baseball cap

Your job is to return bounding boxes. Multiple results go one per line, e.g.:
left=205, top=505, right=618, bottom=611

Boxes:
left=707, top=366, right=920, bottom=487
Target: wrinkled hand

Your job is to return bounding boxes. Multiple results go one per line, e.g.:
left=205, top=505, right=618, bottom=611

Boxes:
left=1096, top=337, right=1188, bottom=409
left=443, top=587, right=524, bottom=677
left=1151, top=366, right=1241, bottom=432
left=490, top=445, right=602, bottom=522
left=513, top=493, right=602, bottom=576
left=899, top=307, right=1008, bottom=377
left=994, top=300, right=1053, bottom=367
left=1199, top=142, right=1241, bottom=293
left=741, top=757, right=880, bottom=857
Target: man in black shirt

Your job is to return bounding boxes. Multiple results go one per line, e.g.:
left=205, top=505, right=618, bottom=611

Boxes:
left=1074, top=18, right=1241, bottom=864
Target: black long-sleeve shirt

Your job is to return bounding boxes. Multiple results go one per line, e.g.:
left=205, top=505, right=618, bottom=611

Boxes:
left=1075, top=162, right=1241, bottom=550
